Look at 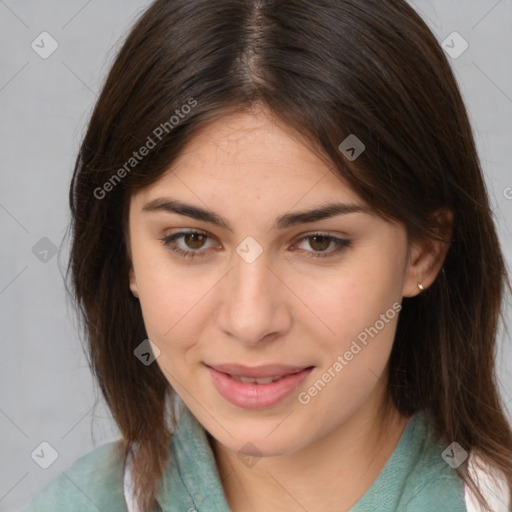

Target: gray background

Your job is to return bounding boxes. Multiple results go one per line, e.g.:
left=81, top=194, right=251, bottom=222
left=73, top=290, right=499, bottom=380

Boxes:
left=0, top=1, right=511, bottom=510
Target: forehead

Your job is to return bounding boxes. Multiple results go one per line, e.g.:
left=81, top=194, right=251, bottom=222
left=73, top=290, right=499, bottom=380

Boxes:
left=135, top=106, right=362, bottom=206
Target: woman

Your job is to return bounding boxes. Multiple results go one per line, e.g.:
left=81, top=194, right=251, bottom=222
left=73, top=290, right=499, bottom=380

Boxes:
left=22, top=0, right=512, bottom=511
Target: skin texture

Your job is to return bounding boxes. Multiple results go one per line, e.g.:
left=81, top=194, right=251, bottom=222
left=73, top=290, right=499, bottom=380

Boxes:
left=127, top=105, right=451, bottom=511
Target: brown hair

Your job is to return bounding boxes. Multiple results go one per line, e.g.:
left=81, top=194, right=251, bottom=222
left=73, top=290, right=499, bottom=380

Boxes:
left=66, top=0, right=512, bottom=509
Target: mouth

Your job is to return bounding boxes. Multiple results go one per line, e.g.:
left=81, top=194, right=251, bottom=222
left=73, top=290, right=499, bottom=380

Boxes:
left=231, top=375, right=288, bottom=384
left=205, top=363, right=314, bottom=409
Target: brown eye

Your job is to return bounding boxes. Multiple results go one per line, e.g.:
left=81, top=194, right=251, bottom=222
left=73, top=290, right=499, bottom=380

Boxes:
left=308, top=235, right=331, bottom=252
left=183, top=232, right=207, bottom=249
left=160, top=230, right=215, bottom=260
left=295, top=233, right=351, bottom=259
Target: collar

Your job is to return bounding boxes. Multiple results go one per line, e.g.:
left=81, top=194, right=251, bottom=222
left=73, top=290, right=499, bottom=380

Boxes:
left=156, top=406, right=232, bottom=512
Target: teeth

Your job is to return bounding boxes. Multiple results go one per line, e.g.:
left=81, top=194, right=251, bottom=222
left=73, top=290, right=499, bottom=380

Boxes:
left=231, top=375, right=283, bottom=384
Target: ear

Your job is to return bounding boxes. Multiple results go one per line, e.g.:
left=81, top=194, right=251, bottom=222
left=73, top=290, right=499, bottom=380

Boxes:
left=402, top=208, right=453, bottom=297
left=125, top=221, right=139, bottom=298
left=129, top=266, right=139, bottom=298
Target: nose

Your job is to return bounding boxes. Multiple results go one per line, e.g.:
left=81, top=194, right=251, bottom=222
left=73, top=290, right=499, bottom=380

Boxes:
left=216, top=248, right=292, bottom=346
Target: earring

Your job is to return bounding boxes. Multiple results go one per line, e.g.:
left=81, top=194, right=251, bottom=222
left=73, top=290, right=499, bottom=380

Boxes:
left=417, top=282, right=424, bottom=291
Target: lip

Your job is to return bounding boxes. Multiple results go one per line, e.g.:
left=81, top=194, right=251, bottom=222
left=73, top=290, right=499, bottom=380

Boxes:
left=207, top=363, right=310, bottom=378
left=206, top=363, right=314, bottom=409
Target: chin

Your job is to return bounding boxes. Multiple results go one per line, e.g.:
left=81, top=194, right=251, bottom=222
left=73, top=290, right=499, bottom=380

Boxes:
left=210, top=415, right=310, bottom=457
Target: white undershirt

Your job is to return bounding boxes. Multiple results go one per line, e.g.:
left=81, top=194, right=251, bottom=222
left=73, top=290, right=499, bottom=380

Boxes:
left=465, top=455, right=511, bottom=512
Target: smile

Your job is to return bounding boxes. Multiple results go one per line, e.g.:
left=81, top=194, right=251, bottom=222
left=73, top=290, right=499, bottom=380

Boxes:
left=205, top=363, right=314, bottom=409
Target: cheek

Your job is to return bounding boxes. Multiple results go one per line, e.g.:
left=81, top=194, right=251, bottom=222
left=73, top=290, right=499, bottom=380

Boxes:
left=140, top=278, right=204, bottom=346
left=296, top=261, right=400, bottom=351
left=137, top=274, right=211, bottom=384
left=133, top=247, right=210, bottom=351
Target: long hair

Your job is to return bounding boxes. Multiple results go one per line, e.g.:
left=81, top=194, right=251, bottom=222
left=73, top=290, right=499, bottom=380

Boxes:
left=66, top=0, right=512, bottom=509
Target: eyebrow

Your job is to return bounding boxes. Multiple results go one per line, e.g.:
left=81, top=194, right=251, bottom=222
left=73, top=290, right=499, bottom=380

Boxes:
left=142, top=198, right=371, bottom=231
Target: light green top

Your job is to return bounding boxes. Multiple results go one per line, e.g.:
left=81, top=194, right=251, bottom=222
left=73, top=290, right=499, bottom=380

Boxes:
left=22, top=407, right=470, bottom=511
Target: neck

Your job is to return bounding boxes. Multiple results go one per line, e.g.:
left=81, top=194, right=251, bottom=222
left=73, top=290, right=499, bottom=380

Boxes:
left=211, top=388, right=410, bottom=512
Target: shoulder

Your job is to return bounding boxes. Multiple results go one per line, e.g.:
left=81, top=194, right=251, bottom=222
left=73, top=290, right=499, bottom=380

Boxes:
left=384, top=412, right=467, bottom=511
left=398, top=436, right=468, bottom=510
left=21, top=439, right=128, bottom=512
left=399, top=414, right=511, bottom=511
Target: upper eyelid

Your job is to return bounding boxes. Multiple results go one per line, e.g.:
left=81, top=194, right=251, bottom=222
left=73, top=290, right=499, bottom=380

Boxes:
left=162, top=229, right=348, bottom=247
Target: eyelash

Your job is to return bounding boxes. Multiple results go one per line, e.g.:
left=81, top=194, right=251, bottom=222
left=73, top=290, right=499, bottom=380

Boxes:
left=159, top=230, right=351, bottom=260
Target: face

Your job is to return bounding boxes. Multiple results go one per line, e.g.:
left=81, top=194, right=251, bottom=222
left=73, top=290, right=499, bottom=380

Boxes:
left=128, top=105, right=420, bottom=457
